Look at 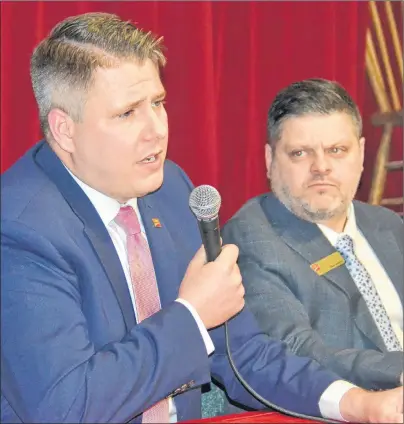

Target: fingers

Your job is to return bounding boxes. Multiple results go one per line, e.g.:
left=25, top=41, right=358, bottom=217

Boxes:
left=189, top=243, right=240, bottom=276
left=189, top=245, right=207, bottom=270
left=232, top=263, right=243, bottom=286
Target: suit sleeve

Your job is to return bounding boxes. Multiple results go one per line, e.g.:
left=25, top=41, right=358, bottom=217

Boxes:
left=1, top=221, right=211, bottom=423
left=222, top=220, right=403, bottom=391
left=207, top=300, right=339, bottom=417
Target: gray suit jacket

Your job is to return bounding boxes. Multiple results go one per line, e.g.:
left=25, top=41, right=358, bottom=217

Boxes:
left=222, top=193, right=404, bottom=390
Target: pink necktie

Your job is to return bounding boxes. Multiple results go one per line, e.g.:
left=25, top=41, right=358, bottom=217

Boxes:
left=116, top=206, right=170, bottom=423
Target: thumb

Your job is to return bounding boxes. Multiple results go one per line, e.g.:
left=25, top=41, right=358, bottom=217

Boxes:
left=188, top=244, right=208, bottom=271
left=215, top=244, right=239, bottom=270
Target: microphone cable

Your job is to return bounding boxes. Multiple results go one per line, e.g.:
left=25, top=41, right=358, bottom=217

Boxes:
left=224, top=321, right=340, bottom=424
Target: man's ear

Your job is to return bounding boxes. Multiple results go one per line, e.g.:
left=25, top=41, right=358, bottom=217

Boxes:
left=265, top=143, right=273, bottom=179
left=47, top=108, right=76, bottom=153
left=359, top=136, right=365, bottom=171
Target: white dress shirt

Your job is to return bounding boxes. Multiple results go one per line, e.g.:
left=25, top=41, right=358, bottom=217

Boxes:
left=66, top=167, right=357, bottom=422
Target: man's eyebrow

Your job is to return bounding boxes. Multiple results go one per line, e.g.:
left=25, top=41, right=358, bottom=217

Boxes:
left=117, top=90, right=167, bottom=112
left=153, top=90, right=167, bottom=100
left=120, top=98, right=146, bottom=110
left=284, top=144, right=313, bottom=150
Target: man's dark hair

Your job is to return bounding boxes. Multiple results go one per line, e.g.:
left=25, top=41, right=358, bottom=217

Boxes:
left=267, top=78, right=362, bottom=148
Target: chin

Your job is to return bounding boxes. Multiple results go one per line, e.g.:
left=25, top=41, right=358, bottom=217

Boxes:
left=311, top=202, right=337, bottom=213
left=141, top=173, right=165, bottom=197
left=313, top=196, right=334, bottom=205
left=312, top=192, right=338, bottom=203
left=312, top=197, right=344, bottom=212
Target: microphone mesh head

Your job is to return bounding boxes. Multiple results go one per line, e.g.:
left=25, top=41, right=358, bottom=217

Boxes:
left=189, top=185, right=221, bottom=220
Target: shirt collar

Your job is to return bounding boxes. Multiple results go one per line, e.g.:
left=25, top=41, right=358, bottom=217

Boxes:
left=64, top=166, right=138, bottom=227
left=317, top=203, right=358, bottom=247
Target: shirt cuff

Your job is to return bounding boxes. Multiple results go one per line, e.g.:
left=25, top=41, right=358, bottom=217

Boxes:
left=319, top=380, right=357, bottom=422
left=175, top=298, right=215, bottom=356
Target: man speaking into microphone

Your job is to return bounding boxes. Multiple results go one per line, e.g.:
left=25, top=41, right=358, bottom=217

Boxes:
left=1, top=12, right=403, bottom=424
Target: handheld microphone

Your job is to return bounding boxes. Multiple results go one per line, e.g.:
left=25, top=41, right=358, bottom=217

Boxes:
left=189, top=185, right=222, bottom=262
left=188, top=184, right=338, bottom=424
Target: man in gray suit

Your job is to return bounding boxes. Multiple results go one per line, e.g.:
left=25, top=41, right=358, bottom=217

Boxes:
left=222, top=78, right=403, bottom=391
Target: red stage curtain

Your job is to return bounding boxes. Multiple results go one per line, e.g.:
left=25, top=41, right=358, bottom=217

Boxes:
left=1, top=1, right=369, bottom=222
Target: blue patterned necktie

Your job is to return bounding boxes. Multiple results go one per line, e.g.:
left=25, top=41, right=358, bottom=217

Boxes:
left=336, top=234, right=402, bottom=352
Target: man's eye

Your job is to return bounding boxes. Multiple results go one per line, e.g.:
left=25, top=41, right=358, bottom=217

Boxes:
left=119, top=109, right=134, bottom=119
left=329, top=147, right=343, bottom=154
left=291, top=150, right=304, bottom=157
left=152, top=100, right=166, bottom=108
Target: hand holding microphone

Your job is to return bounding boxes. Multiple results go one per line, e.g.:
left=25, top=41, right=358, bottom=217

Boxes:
left=178, top=185, right=245, bottom=329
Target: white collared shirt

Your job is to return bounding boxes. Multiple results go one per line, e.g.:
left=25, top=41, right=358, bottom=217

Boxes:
left=317, top=204, right=403, bottom=347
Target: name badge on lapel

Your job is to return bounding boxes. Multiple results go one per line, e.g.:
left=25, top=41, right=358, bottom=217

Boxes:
left=310, top=251, right=345, bottom=276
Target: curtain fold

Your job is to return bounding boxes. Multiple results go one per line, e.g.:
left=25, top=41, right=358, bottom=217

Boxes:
left=1, top=1, right=369, bottom=221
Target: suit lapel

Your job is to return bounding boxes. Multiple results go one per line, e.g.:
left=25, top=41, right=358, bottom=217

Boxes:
left=82, top=226, right=136, bottom=329
left=262, top=194, right=386, bottom=350
left=263, top=195, right=357, bottom=299
left=138, top=195, right=180, bottom=307
left=34, top=142, right=136, bottom=330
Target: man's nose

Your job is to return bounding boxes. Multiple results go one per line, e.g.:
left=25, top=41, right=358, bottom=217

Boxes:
left=144, top=109, right=167, bottom=140
left=311, top=152, right=331, bottom=175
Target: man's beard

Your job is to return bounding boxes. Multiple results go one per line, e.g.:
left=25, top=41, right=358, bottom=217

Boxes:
left=269, top=169, right=348, bottom=223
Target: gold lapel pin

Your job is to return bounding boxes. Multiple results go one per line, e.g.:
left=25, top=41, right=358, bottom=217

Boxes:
left=152, top=218, right=162, bottom=228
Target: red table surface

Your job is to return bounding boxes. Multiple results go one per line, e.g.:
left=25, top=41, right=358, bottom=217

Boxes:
left=182, top=411, right=322, bottom=423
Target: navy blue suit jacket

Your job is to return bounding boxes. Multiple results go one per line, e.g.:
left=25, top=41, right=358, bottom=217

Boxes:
left=1, top=141, right=338, bottom=423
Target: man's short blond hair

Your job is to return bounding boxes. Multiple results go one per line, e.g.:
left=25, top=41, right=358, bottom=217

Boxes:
left=30, top=12, right=166, bottom=139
